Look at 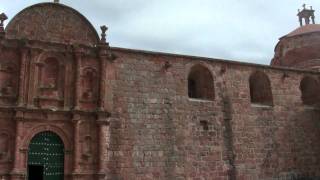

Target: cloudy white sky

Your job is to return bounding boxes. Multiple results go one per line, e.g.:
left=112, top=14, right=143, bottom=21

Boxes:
left=0, top=0, right=318, bottom=64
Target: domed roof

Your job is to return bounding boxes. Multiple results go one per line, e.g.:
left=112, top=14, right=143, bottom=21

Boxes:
left=284, top=24, right=320, bottom=38
left=5, top=3, right=100, bottom=46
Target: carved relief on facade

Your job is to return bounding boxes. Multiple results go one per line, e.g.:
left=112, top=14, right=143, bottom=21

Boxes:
left=0, top=62, right=18, bottom=97
left=80, top=67, right=98, bottom=102
left=80, top=121, right=96, bottom=165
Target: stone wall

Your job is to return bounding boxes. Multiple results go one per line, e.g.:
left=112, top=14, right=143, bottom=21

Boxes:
left=107, top=48, right=320, bottom=180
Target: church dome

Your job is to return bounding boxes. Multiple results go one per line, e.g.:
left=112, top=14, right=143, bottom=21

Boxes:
left=285, top=24, right=320, bottom=38
left=5, top=2, right=100, bottom=46
left=271, top=5, right=320, bottom=70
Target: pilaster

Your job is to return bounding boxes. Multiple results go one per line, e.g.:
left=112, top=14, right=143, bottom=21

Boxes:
left=10, top=112, right=26, bottom=180
left=72, top=113, right=82, bottom=174
left=17, top=48, right=29, bottom=107
left=96, top=112, right=110, bottom=179
left=73, top=48, right=84, bottom=110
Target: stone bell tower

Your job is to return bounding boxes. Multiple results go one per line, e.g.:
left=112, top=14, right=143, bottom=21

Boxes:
left=271, top=4, right=320, bottom=70
left=298, top=4, right=315, bottom=26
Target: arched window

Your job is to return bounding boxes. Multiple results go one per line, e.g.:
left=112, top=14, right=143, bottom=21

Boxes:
left=188, top=64, right=214, bottom=100
left=249, top=71, right=273, bottom=106
left=300, top=76, right=320, bottom=106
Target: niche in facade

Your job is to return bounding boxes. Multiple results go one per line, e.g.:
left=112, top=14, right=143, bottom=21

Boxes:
left=300, top=76, right=320, bottom=106
left=40, top=58, right=59, bottom=89
left=0, top=62, right=18, bottom=97
left=80, top=67, right=98, bottom=102
left=188, top=64, right=215, bottom=100
left=249, top=71, right=273, bottom=106
left=82, top=135, right=92, bottom=157
left=0, top=133, right=9, bottom=159
left=37, top=56, right=65, bottom=101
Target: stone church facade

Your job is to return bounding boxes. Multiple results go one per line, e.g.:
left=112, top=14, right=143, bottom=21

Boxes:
left=0, top=1, right=320, bottom=180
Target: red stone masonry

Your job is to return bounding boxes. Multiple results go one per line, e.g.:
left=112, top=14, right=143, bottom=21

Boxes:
left=0, top=2, right=319, bottom=180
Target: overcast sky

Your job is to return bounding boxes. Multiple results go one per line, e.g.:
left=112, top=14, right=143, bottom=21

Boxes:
left=0, top=0, right=318, bottom=64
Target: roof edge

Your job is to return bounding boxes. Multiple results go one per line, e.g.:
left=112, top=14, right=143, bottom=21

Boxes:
left=110, top=46, right=320, bottom=74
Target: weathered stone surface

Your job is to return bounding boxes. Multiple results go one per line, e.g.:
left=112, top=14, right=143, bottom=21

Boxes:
left=5, top=3, right=99, bottom=47
left=271, top=25, right=320, bottom=70
left=0, top=2, right=319, bottom=180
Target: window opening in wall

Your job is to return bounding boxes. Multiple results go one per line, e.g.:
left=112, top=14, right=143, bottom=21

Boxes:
left=188, top=64, right=214, bottom=100
left=200, top=120, right=209, bottom=131
left=300, top=76, right=320, bottom=106
left=249, top=71, right=273, bottom=106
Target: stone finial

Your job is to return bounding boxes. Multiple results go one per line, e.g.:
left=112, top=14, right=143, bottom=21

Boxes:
left=302, top=4, right=306, bottom=9
left=297, top=4, right=316, bottom=26
left=54, top=0, right=60, bottom=3
left=0, top=13, right=8, bottom=38
left=0, top=13, right=8, bottom=27
left=100, top=25, right=108, bottom=44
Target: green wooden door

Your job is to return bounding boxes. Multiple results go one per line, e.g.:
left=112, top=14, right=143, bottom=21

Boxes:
left=28, top=131, right=64, bottom=180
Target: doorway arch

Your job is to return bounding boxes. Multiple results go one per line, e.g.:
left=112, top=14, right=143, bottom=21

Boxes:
left=27, top=131, right=64, bottom=180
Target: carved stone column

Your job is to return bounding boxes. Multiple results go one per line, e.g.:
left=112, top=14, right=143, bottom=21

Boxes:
left=98, top=25, right=113, bottom=112
left=74, top=48, right=83, bottom=110
left=63, top=53, right=73, bottom=110
left=11, top=112, right=25, bottom=180
left=72, top=114, right=81, bottom=174
left=18, top=48, right=29, bottom=107
left=97, top=113, right=110, bottom=179
left=98, top=49, right=108, bottom=111
left=27, top=49, right=41, bottom=108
